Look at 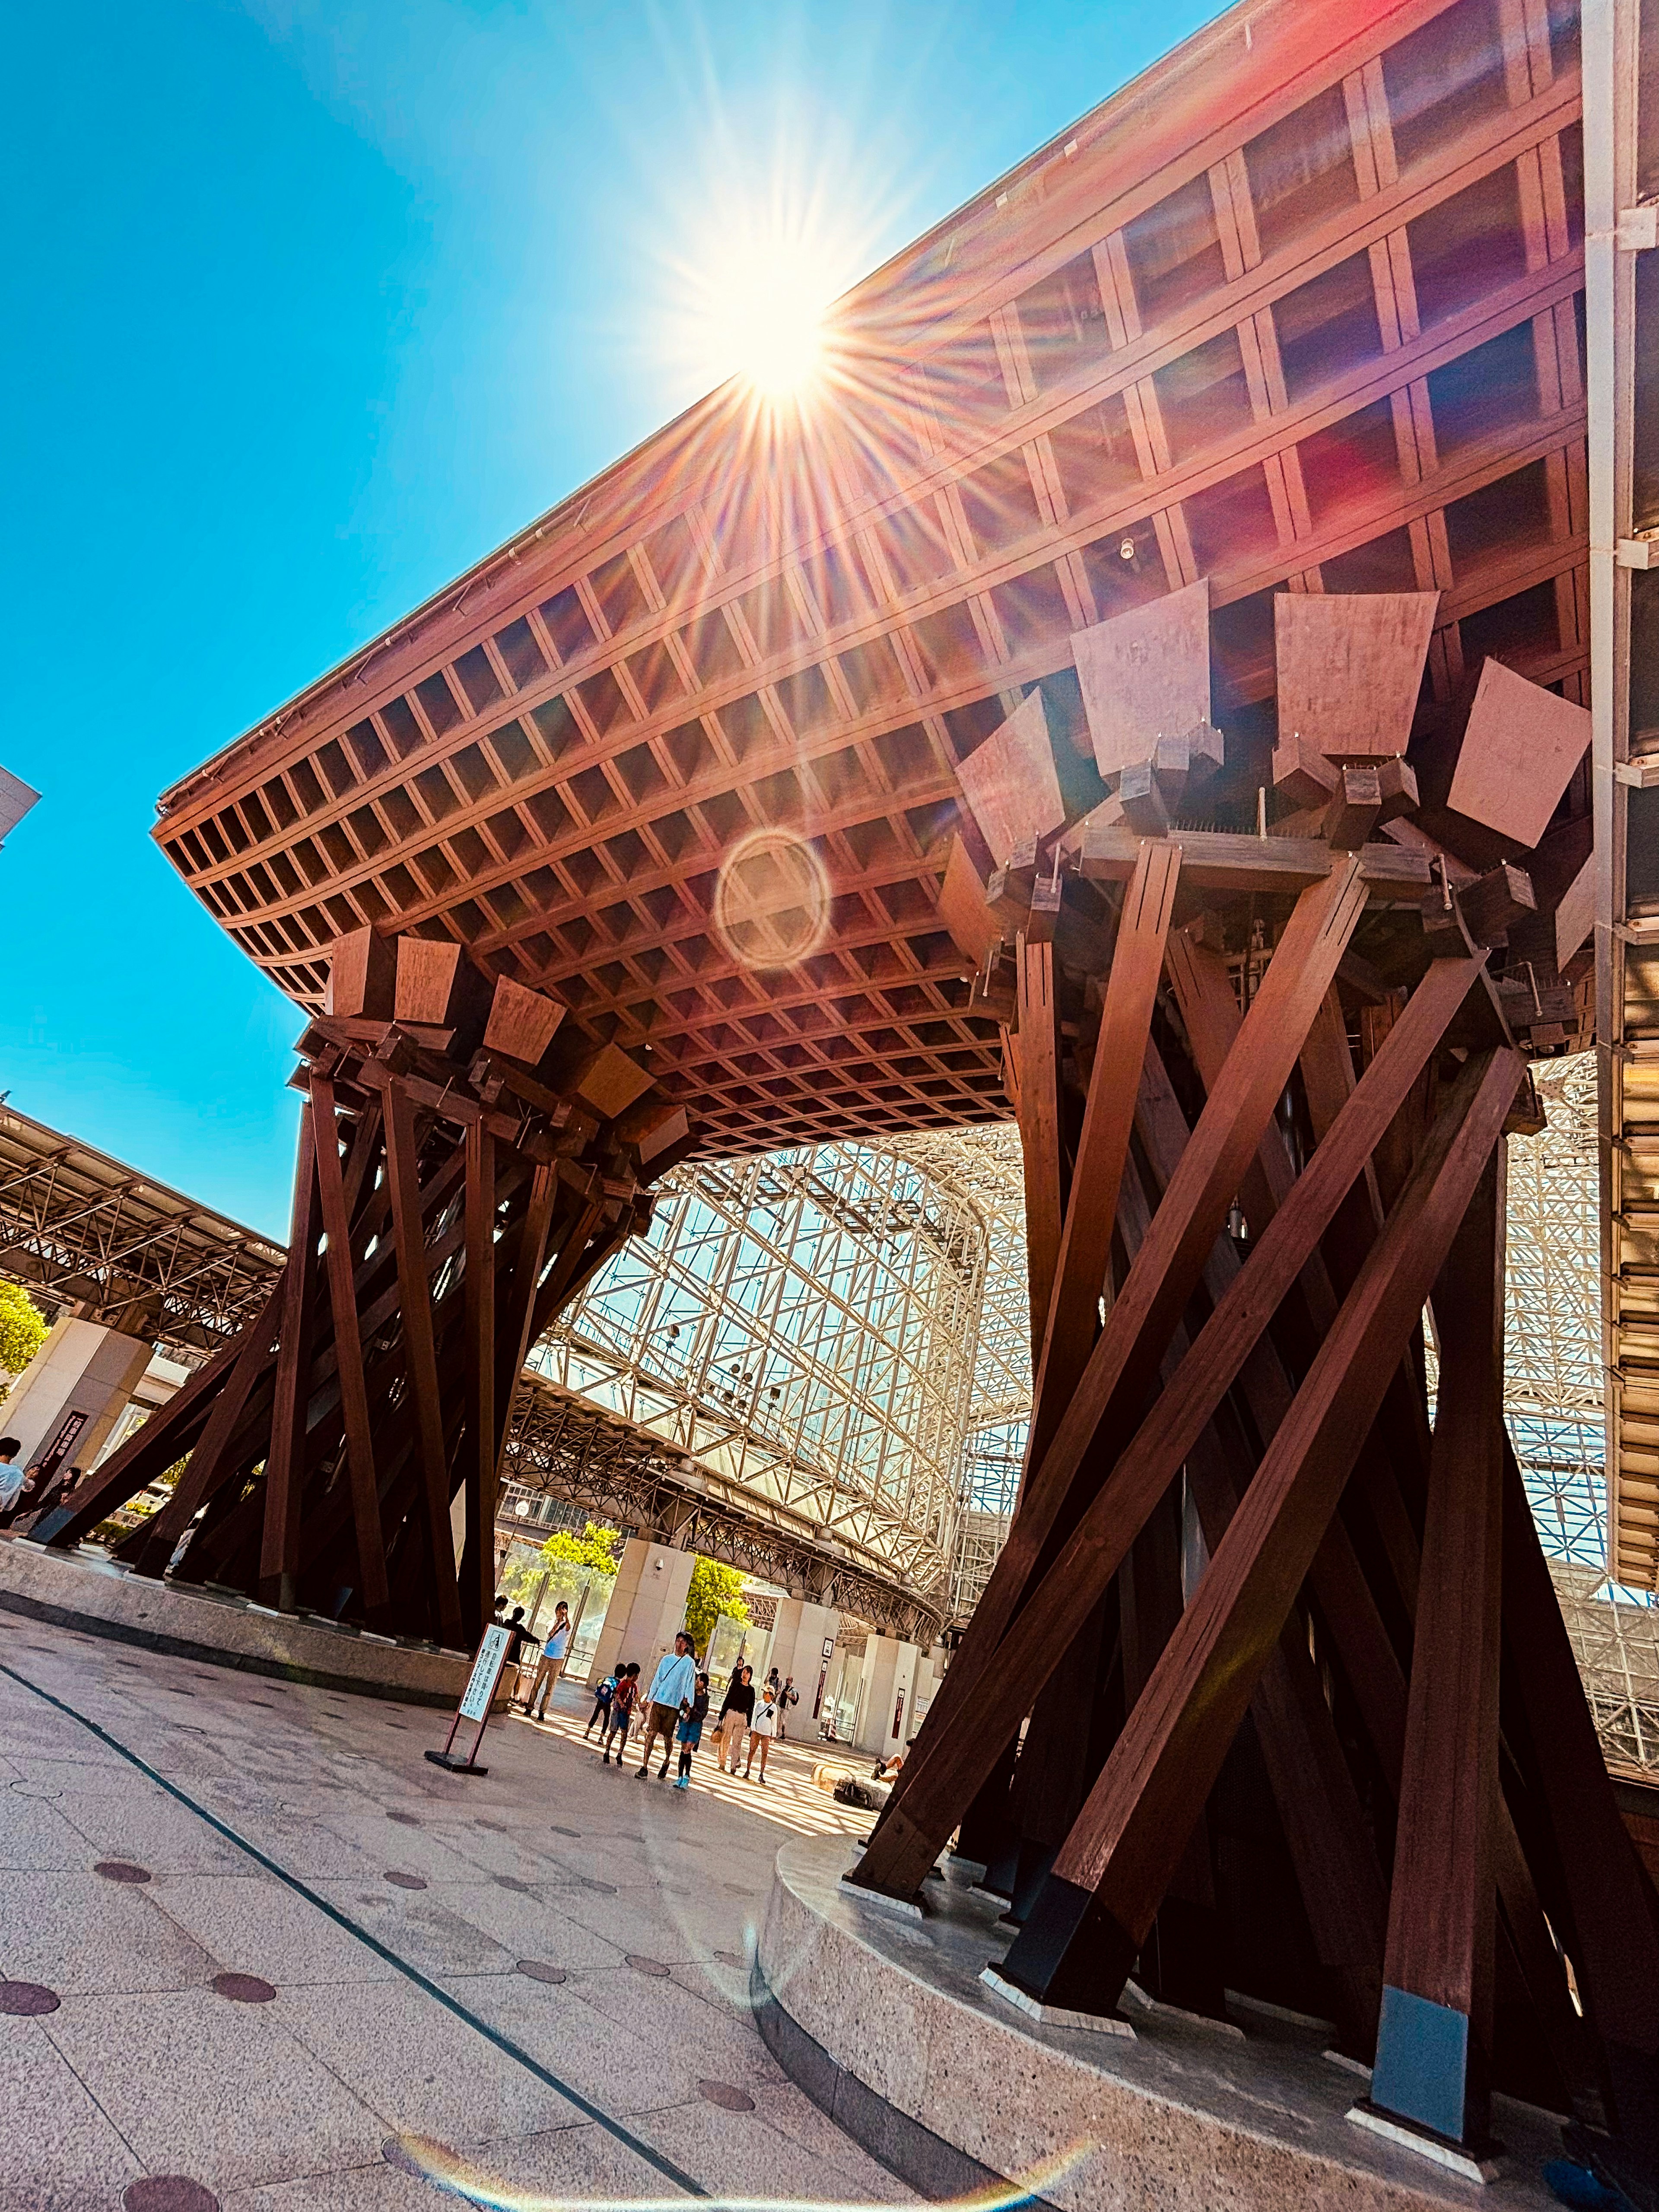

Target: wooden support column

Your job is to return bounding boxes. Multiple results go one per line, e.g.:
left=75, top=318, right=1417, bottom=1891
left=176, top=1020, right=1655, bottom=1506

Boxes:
left=310, top=1077, right=391, bottom=1618
left=994, top=1046, right=1519, bottom=2018
left=1015, top=934, right=1065, bottom=1367
left=492, top=1160, right=562, bottom=1454
left=1369, top=1152, right=1506, bottom=2151
left=853, top=948, right=1478, bottom=1903
left=460, top=1119, right=496, bottom=1648
left=384, top=1080, right=464, bottom=1648
left=258, top=1106, right=321, bottom=1611
left=869, top=863, right=1370, bottom=1862
left=1028, top=841, right=1179, bottom=1468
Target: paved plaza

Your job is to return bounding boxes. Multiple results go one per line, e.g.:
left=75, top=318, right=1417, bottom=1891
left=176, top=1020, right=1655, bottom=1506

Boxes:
left=0, top=1614, right=907, bottom=2212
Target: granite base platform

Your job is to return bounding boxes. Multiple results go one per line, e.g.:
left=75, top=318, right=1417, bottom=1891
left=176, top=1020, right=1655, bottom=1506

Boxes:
left=0, top=1537, right=470, bottom=1705
left=756, top=1834, right=1569, bottom=2211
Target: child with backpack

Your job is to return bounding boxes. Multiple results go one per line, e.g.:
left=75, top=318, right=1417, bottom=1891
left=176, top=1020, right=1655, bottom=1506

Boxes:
left=673, top=1672, right=710, bottom=1791
left=585, top=1671, right=617, bottom=1739
left=601, top=1662, right=641, bottom=1766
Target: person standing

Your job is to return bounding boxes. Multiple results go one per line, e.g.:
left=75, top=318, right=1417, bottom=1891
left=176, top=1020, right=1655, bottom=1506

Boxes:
left=745, top=1681, right=779, bottom=1783
left=523, top=1601, right=571, bottom=1720
left=601, top=1662, right=640, bottom=1765
left=674, top=1672, right=710, bottom=1790
left=715, top=1664, right=755, bottom=1774
left=777, top=1676, right=799, bottom=1742
left=0, top=1438, right=26, bottom=1526
left=638, top=1633, right=696, bottom=1780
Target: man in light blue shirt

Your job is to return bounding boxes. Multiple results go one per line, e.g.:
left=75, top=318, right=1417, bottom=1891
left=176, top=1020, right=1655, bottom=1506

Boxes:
left=638, top=1632, right=696, bottom=1780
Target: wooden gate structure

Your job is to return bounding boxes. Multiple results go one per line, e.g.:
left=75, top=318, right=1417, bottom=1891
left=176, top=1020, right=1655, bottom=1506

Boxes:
left=34, top=0, right=1659, bottom=2192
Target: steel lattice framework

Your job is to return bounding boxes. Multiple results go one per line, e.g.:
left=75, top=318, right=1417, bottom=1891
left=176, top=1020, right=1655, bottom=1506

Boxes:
left=0, top=1107, right=284, bottom=1357
left=526, top=1137, right=994, bottom=1611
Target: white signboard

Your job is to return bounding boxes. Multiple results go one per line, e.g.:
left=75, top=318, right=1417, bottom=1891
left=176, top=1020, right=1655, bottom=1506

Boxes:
left=458, top=1625, right=512, bottom=1723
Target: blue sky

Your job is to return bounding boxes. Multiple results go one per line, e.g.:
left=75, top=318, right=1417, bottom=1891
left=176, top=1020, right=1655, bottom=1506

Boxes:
left=2, top=0, right=1219, bottom=1238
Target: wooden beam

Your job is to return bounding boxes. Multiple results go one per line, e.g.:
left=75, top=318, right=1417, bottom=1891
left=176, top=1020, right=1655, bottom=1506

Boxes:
left=993, top=1046, right=1520, bottom=2018
left=1077, top=821, right=1430, bottom=899
left=1015, top=934, right=1065, bottom=1367
left=1370, top=1152, right=1506, bottom=2149
left=126, top=1278, right=285, bottom=1581
left=257, top=1107, right=321, bottom=1611
left=868, top=864, right=1369, bottom=1867
left=461, top=1119, right=497, bottom=1648
left=854, top=944, right=1476, bottom=1903
left=1027, top=841, right=1180, bottom=1467
left=310, top=1076, right=391, bottom=1617
left=384, top=1078, right=464, bottom=1648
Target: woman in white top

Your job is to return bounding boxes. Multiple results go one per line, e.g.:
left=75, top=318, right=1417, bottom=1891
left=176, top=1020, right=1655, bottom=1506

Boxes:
left=525, top=1602, right=572, bottom=1721
left=745, top=1688, right=778, bottom=1783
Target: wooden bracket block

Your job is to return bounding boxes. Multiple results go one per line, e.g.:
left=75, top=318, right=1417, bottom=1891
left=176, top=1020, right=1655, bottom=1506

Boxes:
left=1118, top=760, right=1171, bottom=836
left=1326, top=765, right=1383, bottom=852
left=482, top=973, right=566, bottom=1068
left=1423, top=863, right=1537, bottom=949
left=1273, top=591, right=1439, bottom=790
left=1072, top=577, right=1211, bottom=779
left=327, top=926, right=396, bottom=1021
left=956, top=690, right=1069, bottom=866
left=393, top=933, right=493, bottom=1054
left=1447, top=659, right=1591, bottom=849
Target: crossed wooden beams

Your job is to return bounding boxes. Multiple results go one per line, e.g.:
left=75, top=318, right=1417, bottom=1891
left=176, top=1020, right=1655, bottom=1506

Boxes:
left=36, top=928, right=690, bottom=1648
left=849, top=843, right=1659, bottom=2188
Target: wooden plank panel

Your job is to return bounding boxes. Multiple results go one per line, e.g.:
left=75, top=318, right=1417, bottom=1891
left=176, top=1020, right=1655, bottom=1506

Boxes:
left=994, top=1047, right=1520, bottom=2015
left=1447, top=658, right=1592, bottom=849
left=956, top=690, right=1068, bottom=867
left=1071, top=578, right=1211, bottom=779
left=1273, top=592, right=1439, bottom=782
left=937, top=833, right=1004, bottom=965
left=326, top=925, right=395, bottom=1020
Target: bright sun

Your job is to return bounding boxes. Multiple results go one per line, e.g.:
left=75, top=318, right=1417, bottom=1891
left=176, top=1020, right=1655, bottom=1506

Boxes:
left=702, top=240, right=831, bottom=399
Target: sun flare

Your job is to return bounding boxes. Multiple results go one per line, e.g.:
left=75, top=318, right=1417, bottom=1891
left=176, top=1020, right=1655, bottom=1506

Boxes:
left=695, top=235, right=834, bottom=400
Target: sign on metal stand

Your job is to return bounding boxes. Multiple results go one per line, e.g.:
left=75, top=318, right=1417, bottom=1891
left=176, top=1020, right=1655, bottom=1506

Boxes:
left=426, top=1624, right=513, bottom=1776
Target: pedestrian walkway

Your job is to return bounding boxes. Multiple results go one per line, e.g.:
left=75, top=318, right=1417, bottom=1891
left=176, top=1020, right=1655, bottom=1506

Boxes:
left=0, top=1618, right=908, bottom=2212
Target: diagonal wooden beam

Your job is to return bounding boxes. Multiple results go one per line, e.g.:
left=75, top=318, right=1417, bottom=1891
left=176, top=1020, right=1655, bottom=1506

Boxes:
left=1014, top=934, right=1065, bottom=1367
left=871, top=861, right=1370, bottom=1850
left=1370, top=1151, right=1506, bottom=2149
left=853, top=947, right=1479, bottom=1902
left=460, top=1119, right=496, bottom=1648
left=310, top=1076, right=391, bottom=1617
left=993, top=1045, right=1520, bottom=2018
left=384, top=1078, right=464, bottom=1648
left=125, top=1277, right=286, bottom=1580
left=257, top=1106, right=321, bottom=1611
left=1027, top=841, right=1179, bottom=1470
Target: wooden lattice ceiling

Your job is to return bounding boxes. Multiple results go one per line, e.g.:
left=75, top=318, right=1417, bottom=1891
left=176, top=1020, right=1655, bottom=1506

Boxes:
left=155, top=0, right=1587, bottom=1158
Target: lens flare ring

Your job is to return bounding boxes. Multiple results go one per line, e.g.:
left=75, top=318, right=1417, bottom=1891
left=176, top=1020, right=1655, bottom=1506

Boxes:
left=713, top=828, right=832, bottom=973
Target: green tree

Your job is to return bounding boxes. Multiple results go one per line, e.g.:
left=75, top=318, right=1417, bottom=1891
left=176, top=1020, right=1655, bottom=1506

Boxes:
left=498, top=1519, right=620, bottom=1609
left=0, top=1282, right=47, bottom=1398
left=684, top=1556, right=747, bottom=1659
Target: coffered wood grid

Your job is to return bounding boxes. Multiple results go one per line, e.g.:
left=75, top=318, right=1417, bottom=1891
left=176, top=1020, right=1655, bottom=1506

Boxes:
left=155, top=0, right=1587, bottom=1160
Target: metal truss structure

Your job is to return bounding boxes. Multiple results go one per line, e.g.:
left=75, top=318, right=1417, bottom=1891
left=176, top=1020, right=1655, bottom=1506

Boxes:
left=0, top=1106, right=283, bottom=1358
left=525, top=1137, right=994, bottom=1624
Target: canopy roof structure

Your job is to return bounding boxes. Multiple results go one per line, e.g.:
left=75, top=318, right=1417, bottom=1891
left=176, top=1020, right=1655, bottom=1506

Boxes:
left=155, top=0, right=1588, bottom=1163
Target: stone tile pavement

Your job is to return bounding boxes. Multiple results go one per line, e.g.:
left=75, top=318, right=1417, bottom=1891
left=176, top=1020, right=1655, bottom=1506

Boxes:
left=0, top=1611, right=912, bottom=2212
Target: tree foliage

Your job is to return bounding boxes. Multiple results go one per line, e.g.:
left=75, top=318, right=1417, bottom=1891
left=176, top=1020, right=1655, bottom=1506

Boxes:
left=0, top=1282, right=47, bottom=1395
left=498, top=1519, right=620, bottom=1608
left=684, top=1555, right=748, bottom=1658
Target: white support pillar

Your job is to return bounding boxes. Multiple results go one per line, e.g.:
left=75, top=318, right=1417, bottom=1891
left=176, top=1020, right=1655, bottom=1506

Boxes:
left=768, top=1598, right=840, bottom=1731
left=1, top=1319, right=155, bottom=1485
left=853, top=1635, right=921, bottom=1758
left=586, top=1538, right=696, bottom=1691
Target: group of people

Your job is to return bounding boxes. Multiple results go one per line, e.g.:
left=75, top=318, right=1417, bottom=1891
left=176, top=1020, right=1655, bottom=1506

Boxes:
left=583, top=1638, right=800, bottom=1790
left=486, top=1582, right=806, bottom=1796
left=0, top=1435, right=76, bottom=1532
